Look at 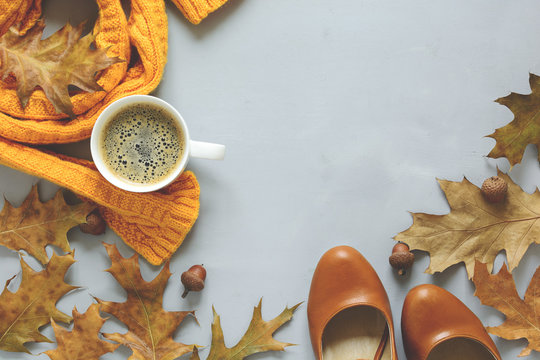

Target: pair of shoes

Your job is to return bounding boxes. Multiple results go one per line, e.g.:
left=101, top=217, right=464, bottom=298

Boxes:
left=307, top=246, right=502, bottom=360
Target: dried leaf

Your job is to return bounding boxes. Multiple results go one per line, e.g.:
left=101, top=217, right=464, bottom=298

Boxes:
left=0, top=253, right=77, bottom=353
left=97, top=243, right=195, bottom=360
left=472, top=261, right=540, bottom=357
left=44, top=304, right=119, bottom=360
left=191, top=346, right=199, bottom=360
left=193, top=299, right=300, bottom=360
left=487, top=73, right=540, bottom=166
left=0, top=185, right=95, bottom=265
left=0, top=20, right=123, bottom=116
left=395, top=170, right=540, bottom=278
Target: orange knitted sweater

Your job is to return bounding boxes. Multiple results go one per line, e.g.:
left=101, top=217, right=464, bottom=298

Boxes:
left=0, top=0, right=227, bottom=265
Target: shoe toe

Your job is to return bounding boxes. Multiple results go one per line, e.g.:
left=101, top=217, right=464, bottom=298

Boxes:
left=402, top=284, right=501, bottom=360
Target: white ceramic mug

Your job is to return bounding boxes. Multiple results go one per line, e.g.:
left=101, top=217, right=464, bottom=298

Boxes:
left=90, top=95, right=225, bottom=193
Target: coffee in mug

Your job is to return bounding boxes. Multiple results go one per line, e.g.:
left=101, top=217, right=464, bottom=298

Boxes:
left=91, top=95, right=225, bottom=193
left=100, top=104, right=184, bottom=184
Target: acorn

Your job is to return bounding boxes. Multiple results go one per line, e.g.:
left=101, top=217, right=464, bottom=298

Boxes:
left=389, top=242, right=414, bottom=276
left=181, top=265, right=206, bottom=298
left=481, top=176, right=507, bottom=203
left=79, top=210, right=106, bottom=235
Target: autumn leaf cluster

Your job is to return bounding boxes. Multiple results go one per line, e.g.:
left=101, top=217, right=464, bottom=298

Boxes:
left=0, top=186, right=299, bottom=359
left=395, top=172, right=540, bottom=355
left=395, top=171, right=540, bottom=356
left=391, top=68, right=540, bottom=357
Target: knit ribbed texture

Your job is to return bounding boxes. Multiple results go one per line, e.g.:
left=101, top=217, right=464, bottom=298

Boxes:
left=0, top=138, right=200, bottom=265
left=0, top=0, right=221, bottom=265
left=0, top=0, right=41, bottom=36
left=171, top=0, right=229, bottom=24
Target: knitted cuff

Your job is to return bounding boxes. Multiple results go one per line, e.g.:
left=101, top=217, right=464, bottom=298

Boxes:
left=171, top=0, right=229, bottom=25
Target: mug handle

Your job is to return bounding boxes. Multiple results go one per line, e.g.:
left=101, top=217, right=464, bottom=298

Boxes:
left=190, top=140, right=226, bottom=160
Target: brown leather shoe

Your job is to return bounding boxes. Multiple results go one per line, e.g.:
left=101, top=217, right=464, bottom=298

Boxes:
left=308, top=246, right=398, bottom=359
left=402, top=284, right=502, bottom=360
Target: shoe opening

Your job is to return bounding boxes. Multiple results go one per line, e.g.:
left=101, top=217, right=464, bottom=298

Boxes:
left=426, top=337, right=498, bottom=360
left=322, top=306, right=392, bottom=360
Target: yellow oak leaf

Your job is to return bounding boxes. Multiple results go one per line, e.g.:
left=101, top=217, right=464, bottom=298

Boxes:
left=0, top=185, right=95, bottom=265
left=44, top=304, right=119, bottom=360
left=0, top=253, right=77, bottom=353
left=472, top=261, right=540, bottom=357
left=97, top=243, right=195, bottom=360
left=191, top=299, right=301, bottom=360
left=487, top=73, right=540, bottom=166
left=395, top=170, right=540, bottom=278
left=0, top=21, right=123, bottom=116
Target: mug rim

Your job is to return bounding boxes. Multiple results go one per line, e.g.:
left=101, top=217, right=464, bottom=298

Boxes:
left=90, top=95, right=191, bottom=193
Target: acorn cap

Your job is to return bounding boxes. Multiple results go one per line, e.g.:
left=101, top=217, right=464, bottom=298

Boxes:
left=181, top=271, right=205, bottom=292
left=389, top=242, right=415, bottom=276
left=79, top=210, right=106, bottom=235
left=181, top=265, right=206, bottom=298
left=389, top=251, right=415, bottom=269
left=481, top=176, right=507, bottom=203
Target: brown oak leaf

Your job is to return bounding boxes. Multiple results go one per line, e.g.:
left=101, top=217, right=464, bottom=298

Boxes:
left=395, top=170, right=540, bottom=278
left=44, top=303, right=119, bottom=360
left=472, top=261, right=540, bottom=357
left=0, top=185, right=95, bottom=265
left=0, top=252, right=77, bottom=353
left=487, top=73, right=540, bottom=166
left=0, top=20, right=123, bottom=116
left=191, top=299, right=301, bottom=360
left=97, top=243, right=195, bottom=360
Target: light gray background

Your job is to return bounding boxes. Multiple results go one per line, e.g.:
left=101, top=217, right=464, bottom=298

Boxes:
left=1, top=0, right=540, bottom=359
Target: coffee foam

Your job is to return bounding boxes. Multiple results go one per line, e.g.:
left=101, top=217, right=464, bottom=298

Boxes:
left=101, top=104, right=184, bottom=184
